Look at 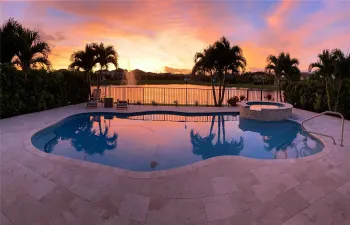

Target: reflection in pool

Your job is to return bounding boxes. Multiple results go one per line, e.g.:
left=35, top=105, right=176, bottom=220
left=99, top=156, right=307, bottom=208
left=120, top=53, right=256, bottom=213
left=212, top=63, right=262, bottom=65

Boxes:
left=31, top=112, right=324, bottom=171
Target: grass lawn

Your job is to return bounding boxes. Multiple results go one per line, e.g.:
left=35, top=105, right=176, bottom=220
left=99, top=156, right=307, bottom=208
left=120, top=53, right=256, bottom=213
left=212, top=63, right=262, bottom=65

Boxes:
left=91, top=80, right=278, bottom=90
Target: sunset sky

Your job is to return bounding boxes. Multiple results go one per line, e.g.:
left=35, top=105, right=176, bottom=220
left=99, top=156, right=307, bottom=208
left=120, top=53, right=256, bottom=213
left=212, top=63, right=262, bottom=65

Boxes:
left=1, top=0, right=349, bottom=73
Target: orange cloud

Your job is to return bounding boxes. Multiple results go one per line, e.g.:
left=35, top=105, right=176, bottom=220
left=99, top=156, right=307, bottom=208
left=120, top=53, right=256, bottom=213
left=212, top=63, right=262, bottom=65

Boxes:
left=2, top=0, right=349, bottom=72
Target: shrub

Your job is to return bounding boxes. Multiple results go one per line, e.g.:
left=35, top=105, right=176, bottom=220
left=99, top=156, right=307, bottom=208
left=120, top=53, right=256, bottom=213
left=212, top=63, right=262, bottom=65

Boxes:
left=136, top=100, right=142, bottom=105
left=239, top=95, right=245, bottom=101
left=173, top=100, right=179, bottom=106
left=227, top=96, right=239, bottom=106
left=283, top=80, right=349, bottom=119
left=0, top=65, right=89, bottom=118
left=151, top=100, right=158, bottom=106
left=264, top=93, right=273, bottom=101
left=194, top=100, right=199, bottom=106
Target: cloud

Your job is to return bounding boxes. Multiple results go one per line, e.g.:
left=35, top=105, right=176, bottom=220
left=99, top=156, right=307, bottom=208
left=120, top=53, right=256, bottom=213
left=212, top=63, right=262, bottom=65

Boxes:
left=2, top=0, right=349, bottom=72
left=163, top=66, right=191, bottom=74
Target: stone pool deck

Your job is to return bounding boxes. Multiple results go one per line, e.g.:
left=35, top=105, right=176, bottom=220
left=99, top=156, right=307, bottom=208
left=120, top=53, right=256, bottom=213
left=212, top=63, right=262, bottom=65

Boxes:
left=0, top=104, right=349, bottom=225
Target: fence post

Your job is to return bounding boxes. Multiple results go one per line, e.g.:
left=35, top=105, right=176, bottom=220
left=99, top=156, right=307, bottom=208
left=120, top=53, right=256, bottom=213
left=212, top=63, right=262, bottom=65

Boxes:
left=163, top=88, right=165, bottom=106
left=143, top=88, right=145, bottom=105
left=246, top=89, right=249, bottom=101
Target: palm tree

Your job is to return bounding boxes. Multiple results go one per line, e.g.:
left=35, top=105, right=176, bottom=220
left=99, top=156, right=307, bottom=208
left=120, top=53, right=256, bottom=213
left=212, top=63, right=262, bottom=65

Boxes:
left=11, top=28, right=51, bottom=79
left=0, top=18, right=23, bottom=64
left=214, top=37, right=246, bottom=106
left=192, top=37, right=246, bottom=106
left=69, top=44, right=96, bottom=98
left=332, top=49, right=350, bottom=111
left=92, top=43, right=118, bottom=93
left=193, top=46, right=218, bottom=105
left=308, top=50, right=338, bottom=111
left=283, top=53, right=300, bottom=82
left=265, top=53, right=286, bottom=102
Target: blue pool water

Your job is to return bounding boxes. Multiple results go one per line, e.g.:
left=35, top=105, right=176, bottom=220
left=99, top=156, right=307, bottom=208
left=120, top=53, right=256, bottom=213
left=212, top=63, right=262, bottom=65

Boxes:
left=31, top=112, right=324, bottom=171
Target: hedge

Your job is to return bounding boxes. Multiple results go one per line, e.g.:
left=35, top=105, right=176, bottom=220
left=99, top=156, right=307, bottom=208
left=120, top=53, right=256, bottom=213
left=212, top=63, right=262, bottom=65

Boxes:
left=284, top=80, right=350, bottom=119
left=0, top=65, right=90, bottom=118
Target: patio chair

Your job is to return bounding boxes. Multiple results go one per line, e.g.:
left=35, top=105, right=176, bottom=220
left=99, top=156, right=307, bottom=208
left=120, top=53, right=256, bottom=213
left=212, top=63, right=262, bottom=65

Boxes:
left=116, top=99, right=128, bottom=109
left=86, top=89, right=101, bottom=108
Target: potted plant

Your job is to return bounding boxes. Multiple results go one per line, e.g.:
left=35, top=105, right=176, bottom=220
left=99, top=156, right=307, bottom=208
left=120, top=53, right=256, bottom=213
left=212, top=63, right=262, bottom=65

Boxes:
left=264, top=93, right=273, bottom=101
left=194, top=100, right=199, bottom=106
left=173, top=100, right=179, bottom=106
left=227, top=96, right=239, bottom=106
left=239, top=95, right=246, bottom=102
left=152, top=100, right=158, bottom=106
left=136, top=100, right=142, bottom=105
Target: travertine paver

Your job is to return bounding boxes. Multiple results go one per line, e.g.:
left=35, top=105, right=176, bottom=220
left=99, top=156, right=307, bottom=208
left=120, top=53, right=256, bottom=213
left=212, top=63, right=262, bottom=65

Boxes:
left=281, top=213, right=314, bottom=225
left=204, top=194, right=236, bottom=221
left=211, top=176, right=238, bottom=194
left=0, top=104, right=349, bottom=225
left=295, top=181, right=326, bottom=204
left=118, top=193, right=150, bottom=222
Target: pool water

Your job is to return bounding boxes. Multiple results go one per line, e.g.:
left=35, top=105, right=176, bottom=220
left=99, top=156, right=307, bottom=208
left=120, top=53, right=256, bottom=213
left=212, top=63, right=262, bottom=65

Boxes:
left=31, top=112, right=324, bottom=171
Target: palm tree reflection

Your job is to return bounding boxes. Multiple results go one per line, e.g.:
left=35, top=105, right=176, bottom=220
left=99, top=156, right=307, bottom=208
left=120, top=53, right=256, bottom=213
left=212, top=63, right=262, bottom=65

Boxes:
left=45, top=115, right=118, bottom=159
left=190, top=115, right=244, bottom=160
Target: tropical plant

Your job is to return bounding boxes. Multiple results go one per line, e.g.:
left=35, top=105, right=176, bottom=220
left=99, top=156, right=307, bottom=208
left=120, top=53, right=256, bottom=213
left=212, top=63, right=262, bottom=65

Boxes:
left=92, top=43, right=118, bottom=93
left=308, top=49, right=349, bottom=111
left=10, top=27, right=51, bottom=78
left=227, top=96, right=239, bottom=106
left=332, top=49, right=350, bottom=111
left=192, top=36, right=246, bottom=106
left=283, top=54, right=300, bottom=82
left=0, top=65, right=89, bottom=118
left=69, top=44, right=96, bottom=97
left=264, top=93, right=273, bottom=101
left=0, top=18, right=23, bottom=64
left=265, top=52, right=299, bottom=102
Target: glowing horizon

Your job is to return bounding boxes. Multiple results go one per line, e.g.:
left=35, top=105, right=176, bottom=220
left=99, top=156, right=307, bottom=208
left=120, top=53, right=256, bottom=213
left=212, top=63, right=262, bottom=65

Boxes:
left=2, top=0, right=349, bottom=73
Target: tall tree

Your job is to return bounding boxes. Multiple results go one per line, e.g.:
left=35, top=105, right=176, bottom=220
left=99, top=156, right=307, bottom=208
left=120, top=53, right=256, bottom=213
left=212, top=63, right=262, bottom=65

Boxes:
left=193, top=46, right=218, bottom=105
left=308, top=49, right=338, bottom=111
left=11, top=28, right=51, bottom=78
left=0, top=18, right=23, bottom=64
left=283, top=53, right=300, bottom=82
left=192, top=37, right=246, bottom=106
left=92, top=43, right=118, bottom=93
left=69, top=44, right=96, bottom=98
left=330, top=49, right=350, bottom=111
left=265, top=53, right=286, bottom=102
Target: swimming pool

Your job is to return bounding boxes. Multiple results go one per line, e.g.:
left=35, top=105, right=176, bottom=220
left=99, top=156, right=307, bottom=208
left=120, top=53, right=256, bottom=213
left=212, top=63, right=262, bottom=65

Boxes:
left=31, top=112, right=324, bottom=171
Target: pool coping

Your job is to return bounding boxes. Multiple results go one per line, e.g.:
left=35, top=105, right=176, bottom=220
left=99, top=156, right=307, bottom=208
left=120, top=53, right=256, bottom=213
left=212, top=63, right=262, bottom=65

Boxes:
left=21, top=106, right=334, bottom=179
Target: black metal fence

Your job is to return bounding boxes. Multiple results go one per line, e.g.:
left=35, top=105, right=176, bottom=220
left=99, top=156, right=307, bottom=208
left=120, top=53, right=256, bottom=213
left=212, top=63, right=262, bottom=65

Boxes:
left=94, top=86, right=282, bottom=106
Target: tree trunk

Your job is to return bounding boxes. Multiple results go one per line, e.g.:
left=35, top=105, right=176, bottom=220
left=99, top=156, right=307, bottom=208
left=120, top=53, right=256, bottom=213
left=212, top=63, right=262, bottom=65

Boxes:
left=220, top=72, right=227, bottom=105
left=218, top=73, right=223, bottom=107
left=211, top=73, right=218, bottom=106
left=325, top=82, right=332, bottom=111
